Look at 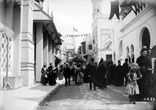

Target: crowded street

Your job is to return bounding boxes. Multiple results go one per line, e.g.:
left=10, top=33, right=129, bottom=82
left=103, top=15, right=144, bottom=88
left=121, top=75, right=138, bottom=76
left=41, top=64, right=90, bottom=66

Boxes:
left=1, top=0, right=156, bottom=110
left=39, top=82, right=153, bottom=110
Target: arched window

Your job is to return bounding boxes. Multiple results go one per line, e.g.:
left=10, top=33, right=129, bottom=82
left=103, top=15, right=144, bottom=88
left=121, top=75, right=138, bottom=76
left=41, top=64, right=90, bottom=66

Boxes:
left=126, top=46, right=130, bottom=63
left=131, top=45, right=134, bottom=63
left=139, top=27, right=151, bottom=50
left=119, top=40, right=123, bottom=59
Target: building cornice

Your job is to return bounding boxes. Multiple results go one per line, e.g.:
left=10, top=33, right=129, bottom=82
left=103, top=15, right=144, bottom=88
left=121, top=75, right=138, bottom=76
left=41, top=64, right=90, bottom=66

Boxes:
left=33, top=0, right=52, bottom=21
left=120, top=6, right=152, bottom=33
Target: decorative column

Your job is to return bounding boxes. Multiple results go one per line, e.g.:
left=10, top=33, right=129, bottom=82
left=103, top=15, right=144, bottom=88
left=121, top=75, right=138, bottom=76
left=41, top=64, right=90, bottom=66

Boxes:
left=36, top=23, right=43, bottom=82
left=0, top=0, right=14, bottom=89
left=12, top=1, right=22, bottom=77
left=21, top=0, right=34, bottom=86
left=52, top=44, right=55, bottom=67
left=43, top=32, right=48, bottom=66
left=48, top=37, right=52, bottom=65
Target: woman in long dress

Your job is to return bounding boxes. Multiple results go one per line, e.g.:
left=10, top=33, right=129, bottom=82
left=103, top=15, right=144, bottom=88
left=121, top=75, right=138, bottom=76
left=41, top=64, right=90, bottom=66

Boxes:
left=41, top=64, right=48, bottom=85
left=96, top=59, right=107, bottom=88
left=136, top=48, right=151, bottom=100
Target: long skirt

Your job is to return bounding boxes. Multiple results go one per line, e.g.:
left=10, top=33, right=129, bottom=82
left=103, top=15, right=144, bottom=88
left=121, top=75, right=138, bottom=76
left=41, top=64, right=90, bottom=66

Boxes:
left=41, top=75, right=48, bottom=85
left=125, top=83, right=139, bottom=95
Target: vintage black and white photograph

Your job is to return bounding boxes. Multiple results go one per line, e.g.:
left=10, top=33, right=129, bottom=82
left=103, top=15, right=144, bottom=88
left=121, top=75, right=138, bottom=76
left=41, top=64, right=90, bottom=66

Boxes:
left=0, top=0, right=156, bottom=110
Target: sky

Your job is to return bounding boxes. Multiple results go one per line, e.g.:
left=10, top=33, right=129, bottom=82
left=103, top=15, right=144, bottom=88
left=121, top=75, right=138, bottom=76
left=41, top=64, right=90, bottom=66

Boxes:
left=43, top=0, right=93, bottom=50
left=43, top=0, right=93, bottom=35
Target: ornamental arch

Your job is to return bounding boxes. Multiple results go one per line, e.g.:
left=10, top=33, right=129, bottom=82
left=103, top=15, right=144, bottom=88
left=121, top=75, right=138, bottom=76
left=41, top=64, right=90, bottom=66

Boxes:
left=119, top=40, right=123, bottom=59
left=139, top=27, right=151, bottom=50
left=130, top=44, right=135, bottom=63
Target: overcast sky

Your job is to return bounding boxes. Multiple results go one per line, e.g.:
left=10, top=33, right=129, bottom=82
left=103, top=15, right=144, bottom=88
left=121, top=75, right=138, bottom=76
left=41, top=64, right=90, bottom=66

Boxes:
left=43, top=0, right=93, bottom=50
left=43, top=0, right=93, bottom=36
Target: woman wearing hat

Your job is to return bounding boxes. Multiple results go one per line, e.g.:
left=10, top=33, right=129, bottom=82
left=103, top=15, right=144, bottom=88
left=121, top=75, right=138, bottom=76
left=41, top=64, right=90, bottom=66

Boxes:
left=136, top=48, right=151, bottom=101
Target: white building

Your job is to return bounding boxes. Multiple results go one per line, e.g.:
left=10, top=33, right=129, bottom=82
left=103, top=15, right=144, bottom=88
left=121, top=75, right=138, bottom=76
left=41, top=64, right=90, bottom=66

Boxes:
left=81, top=35, right=94, bottom=63
left=61, top=35, right=75, bottom=62
left=114, top=0, right=156, bottom=65
left=91, top=0, right=116, bottom=63
left=0, top=0, right=61, bottom=89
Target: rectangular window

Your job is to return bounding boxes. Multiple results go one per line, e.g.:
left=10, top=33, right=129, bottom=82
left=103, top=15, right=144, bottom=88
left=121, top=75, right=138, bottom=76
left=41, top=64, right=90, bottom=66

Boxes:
left=89, top=45, right=92, bottom=50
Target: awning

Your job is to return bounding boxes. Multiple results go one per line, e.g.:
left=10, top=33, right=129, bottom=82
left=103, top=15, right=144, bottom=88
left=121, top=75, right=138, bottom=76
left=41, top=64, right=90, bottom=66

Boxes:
left=45, top=21, right=62, bottom=45
left=33, top=2, right=62, bottom=45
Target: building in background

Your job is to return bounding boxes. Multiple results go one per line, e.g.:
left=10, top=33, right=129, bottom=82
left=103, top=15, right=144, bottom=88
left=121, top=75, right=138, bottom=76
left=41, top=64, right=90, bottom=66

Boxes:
left=82, top=35, right=94, bottom=64
left=0, top=0, right=61, bottom=89
left=91, top=0, right=116, bottom=63
left=113, top=0, right=156, bottom=65
left=61, top=35, right=75, bottom=62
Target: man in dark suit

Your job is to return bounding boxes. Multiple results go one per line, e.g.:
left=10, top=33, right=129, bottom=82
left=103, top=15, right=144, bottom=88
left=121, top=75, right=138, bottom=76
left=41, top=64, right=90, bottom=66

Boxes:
left=63, top=64, right=71, bottom=86
left=87, top=58, right=97, bottom=91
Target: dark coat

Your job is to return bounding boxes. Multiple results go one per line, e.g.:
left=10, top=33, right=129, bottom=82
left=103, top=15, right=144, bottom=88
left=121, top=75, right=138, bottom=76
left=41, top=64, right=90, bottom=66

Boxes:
left=96, top=62, right=107, bottom=87
left=122, top=62, right=129, bottom=76
left=64, top=67, right=72, bottom=78
left=41, top=67, right=48, bottom=85
left=115, top=64, right=123, bottom=86
left=48, top=65, right=56, bottom=85
left=136, top=55, right=151, bottom=100
left=86, top=63, right=97, bottom=83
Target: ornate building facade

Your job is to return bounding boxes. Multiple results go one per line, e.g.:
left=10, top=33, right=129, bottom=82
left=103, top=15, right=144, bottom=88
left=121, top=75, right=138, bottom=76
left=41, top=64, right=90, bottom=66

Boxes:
left=0, top=0, right=61, bottom=89
left=113, top=0, right=156, bottom=65
left=91, top=0, right=115, bottom=63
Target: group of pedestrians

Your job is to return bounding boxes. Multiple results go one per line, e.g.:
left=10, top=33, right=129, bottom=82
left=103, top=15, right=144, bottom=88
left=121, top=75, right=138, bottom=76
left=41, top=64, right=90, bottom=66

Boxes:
left=40, top=46, right=156, bottom=105
left=40, top=63, right=57, bottom=86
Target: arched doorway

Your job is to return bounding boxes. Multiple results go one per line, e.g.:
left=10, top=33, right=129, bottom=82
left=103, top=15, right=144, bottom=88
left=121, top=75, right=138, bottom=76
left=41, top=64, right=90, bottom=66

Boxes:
left=119, top=40, right=123, bottom=60
left=126, top=46, right=131, bottom=63
left=126, top=46, right=129, bottom=57
left=141, top=27, right=151, bottom=49
left=131, top=44, right=134, bottom=63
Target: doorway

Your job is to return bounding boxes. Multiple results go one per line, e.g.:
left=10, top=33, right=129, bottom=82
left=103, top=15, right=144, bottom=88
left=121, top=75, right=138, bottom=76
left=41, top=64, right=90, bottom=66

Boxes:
left=141, top=27, right=150, bottom=49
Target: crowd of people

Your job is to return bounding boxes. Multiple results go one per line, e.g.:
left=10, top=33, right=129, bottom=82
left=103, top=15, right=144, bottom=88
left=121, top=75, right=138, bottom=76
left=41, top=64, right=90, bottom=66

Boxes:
left=40, top=46, right=156, bottom=105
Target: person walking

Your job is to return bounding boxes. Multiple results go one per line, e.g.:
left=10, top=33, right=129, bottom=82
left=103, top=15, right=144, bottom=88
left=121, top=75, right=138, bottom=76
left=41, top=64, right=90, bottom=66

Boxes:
left=87, top=58, right=97, bottom=91
left=63, top=64, right=71, bottom=86
left=123, top=58, right=130, bottom=86
left=41, top=64, right=48, bottom=85
left=115, top=60, right=124, bottom=86
left=48, top=63, right=56, bottom=86
left=96, top=58, right=107, bottom=89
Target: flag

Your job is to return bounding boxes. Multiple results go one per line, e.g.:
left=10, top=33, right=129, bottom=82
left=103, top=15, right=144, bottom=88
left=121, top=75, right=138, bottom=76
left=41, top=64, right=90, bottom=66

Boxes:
left=109, top=0, right=119, bottom=20
left=73, top=27, right=78, bottom=32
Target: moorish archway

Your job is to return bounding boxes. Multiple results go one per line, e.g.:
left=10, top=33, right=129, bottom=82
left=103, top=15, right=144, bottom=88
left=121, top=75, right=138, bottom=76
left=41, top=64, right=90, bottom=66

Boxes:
left=140, top=27, right=151, bottom=49
left=119, top=40, right=123, bottom=59
left=130, top=44, right=134, bottom=63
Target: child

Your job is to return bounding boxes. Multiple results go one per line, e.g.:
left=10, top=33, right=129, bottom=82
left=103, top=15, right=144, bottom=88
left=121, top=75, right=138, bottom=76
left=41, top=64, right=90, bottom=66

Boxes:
left=126, top=63, right=142, bottom=104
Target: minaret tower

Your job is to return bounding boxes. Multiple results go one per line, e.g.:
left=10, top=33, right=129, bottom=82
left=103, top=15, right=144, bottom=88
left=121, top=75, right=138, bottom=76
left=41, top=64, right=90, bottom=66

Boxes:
left=91, top=0, right=103, bottom=20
